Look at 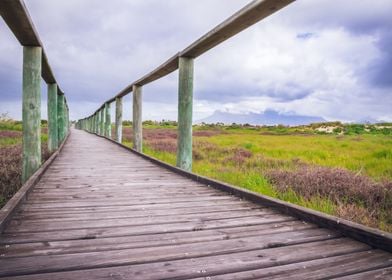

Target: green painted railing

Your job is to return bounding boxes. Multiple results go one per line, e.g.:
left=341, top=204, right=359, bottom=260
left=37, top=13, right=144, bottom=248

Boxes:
left=0, top=0, right=71, bottom=182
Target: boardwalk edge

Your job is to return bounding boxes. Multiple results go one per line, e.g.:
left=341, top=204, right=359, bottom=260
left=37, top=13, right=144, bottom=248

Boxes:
left=93, top=132, right=392, bottom=253
left=0, top=132, right=70, bottom=232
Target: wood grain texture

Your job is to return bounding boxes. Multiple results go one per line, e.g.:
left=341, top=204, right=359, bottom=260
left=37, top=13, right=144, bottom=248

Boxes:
left=0, top=128, right=390, bottom=279
left=22, top=46, right=42, bottom=183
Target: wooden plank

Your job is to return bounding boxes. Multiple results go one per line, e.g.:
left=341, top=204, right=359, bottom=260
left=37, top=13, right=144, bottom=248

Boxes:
left=13, top=204, right=263, bottom=222
left=26, top=191, right=223, bottom=201
left=333, top=267, right=392, bottom=280
left=26, top=191, right=219, bottom=200
left=0, top=221, right=316, bottom=258
left=16, top=200, right=254, bottom=216
left=190, top=250, right=392, bottom=280
left=20, top=195, right=235, bottom=210
left=0, top=238, right=368, bottom=278
left=29, top=186, right=217, bottom=195
left=0, top=215, right=297, bottom=244
left=5, top=209, right=278, bottom=233
left=0, top=230, right=342, bottom=277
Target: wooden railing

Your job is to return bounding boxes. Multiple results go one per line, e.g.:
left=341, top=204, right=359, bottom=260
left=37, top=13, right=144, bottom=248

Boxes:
left=76, top=0, right=294, bottom=171
left=0, top=0, right=70, bottom=182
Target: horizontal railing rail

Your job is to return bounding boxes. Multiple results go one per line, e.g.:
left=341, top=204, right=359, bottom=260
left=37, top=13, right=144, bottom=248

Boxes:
left=76, top=0, right=294, bottom=171
left=0, top=0, right=70, bottom=182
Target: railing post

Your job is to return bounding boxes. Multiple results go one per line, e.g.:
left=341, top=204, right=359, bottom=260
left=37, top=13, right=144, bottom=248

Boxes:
left=95, top=113, right=99, bottom=134
left=94, top=113, right=98, bottom=134
left=66, top=105, right=69, bottom=134
left=22, top=46, right=42, bottom=183
left=92, top=115, right=95, bottom=133
left=132, top=85, right=142, bottom=152
left=47, top=83, right=58, bottom=153
left=176, top=56, right=194, bottom=171
left=105, top=102, right=111, bottom=138
left=57, top=94, right=65, bottom=143
left=115, top=97, right=123, bottom=143
left=65, top=105, right=68, bottom=134
left=100, top=109, right=105, bottom=136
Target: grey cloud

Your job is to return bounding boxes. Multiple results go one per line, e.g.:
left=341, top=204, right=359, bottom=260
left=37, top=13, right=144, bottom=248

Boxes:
left=365, top=30, right=392, bottom=88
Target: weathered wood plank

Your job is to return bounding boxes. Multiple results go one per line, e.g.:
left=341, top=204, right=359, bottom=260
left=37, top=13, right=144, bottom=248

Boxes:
left=13, top=204, right=263, bottom=222
left=20, top=195, right=235, bottom=210
left=0, top=238, right=369, bottom=278
left=0, top=233, right=344, bottom=277
left=5, top=209, right=278, bottom=233
left=333, top=267, right=392, bottom=280
left=190, top=250, right=392, bottom=280
left=0, top=221, right=316, bottom=258
left=1, top=215, right=297, bottom=244
left=16, top=200, right=254, bottom=216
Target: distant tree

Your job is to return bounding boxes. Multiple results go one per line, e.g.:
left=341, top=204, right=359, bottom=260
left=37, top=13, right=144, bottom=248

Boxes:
left=122, top=120, right=132, bottom=126
left=142, top=120, right=155, bottom=125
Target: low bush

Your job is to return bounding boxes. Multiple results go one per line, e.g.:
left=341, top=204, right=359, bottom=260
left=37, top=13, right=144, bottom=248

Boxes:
left=266, top=165, right=392, bottom=228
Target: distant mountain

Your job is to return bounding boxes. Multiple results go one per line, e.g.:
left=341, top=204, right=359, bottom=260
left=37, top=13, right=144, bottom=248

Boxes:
left=197, top=110, right=326, bottom=126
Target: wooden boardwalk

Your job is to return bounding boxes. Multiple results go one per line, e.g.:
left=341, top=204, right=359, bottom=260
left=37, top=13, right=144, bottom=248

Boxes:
left=0, top=129, right=391, bottom=279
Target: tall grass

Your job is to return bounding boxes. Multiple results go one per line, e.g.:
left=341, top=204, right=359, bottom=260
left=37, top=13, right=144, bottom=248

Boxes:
left=0, top=120, right=50, bottom=208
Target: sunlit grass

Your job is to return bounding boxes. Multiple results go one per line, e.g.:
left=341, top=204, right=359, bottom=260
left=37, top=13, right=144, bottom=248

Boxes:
left=206, top=133, right=392, bottom=181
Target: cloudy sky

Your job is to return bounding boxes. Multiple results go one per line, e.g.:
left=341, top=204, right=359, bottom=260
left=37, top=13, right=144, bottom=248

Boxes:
left=1, top=0, right=391, bottom=122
